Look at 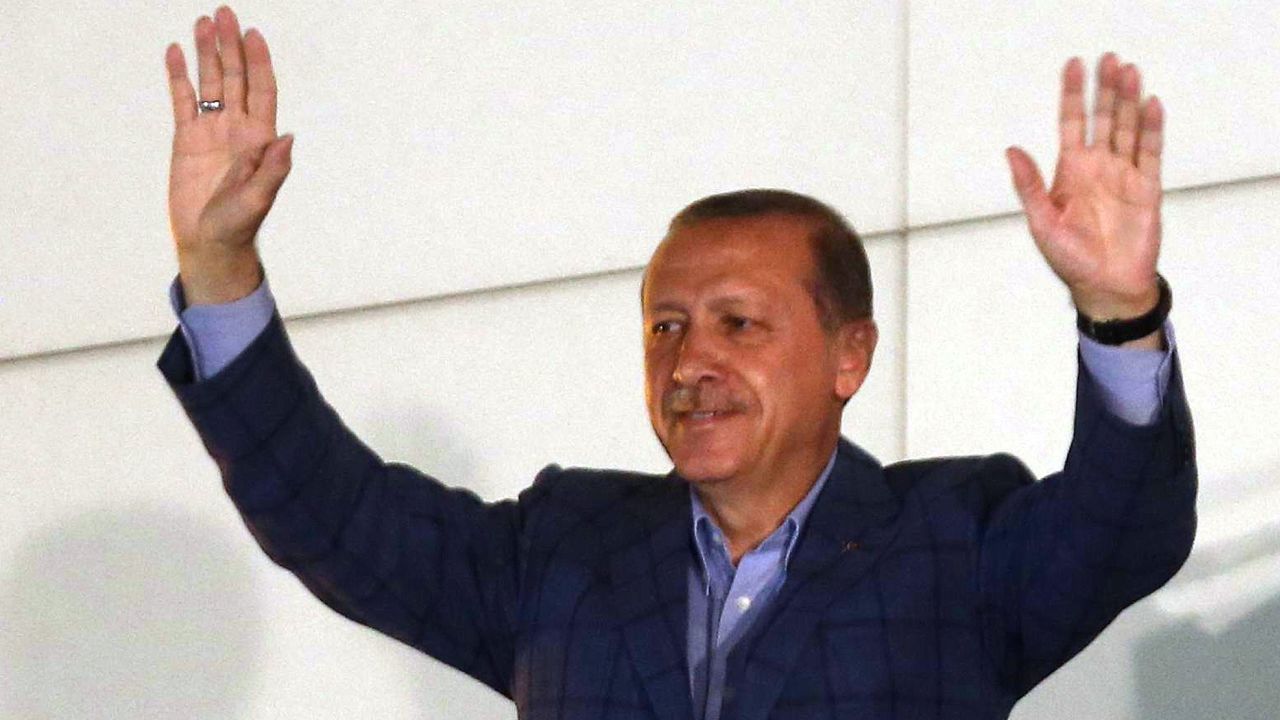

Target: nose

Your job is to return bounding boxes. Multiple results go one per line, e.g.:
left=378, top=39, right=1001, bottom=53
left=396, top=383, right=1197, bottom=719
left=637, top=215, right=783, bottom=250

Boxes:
left=672, top=324, right=722, bottom=386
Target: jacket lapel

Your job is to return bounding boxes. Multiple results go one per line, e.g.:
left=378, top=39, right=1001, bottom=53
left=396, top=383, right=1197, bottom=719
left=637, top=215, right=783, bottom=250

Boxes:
left=607, top=474, right=696, bottom=720
left=728, top=438, right=905, bottom=720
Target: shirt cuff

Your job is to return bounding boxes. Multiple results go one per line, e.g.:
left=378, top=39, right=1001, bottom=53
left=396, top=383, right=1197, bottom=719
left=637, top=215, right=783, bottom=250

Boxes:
left=1078, top=320, right=1176, bottom=426
left=168, top=266, right=277, bottom=382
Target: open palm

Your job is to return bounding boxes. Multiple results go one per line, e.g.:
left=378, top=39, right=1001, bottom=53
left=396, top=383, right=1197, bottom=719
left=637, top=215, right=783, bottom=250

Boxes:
left=165, top=6, right=291, bottom=262
left=1007, top=53, right=1164, bottom=320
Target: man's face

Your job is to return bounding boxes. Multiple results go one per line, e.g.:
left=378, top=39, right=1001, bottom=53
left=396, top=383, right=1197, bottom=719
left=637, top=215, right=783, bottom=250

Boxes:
left=642, top=213, right=874, bottom=488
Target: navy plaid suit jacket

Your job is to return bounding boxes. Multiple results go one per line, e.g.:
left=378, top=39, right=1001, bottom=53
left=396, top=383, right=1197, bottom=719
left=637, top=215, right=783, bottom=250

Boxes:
left=157, top=310, right=1196, bottom=720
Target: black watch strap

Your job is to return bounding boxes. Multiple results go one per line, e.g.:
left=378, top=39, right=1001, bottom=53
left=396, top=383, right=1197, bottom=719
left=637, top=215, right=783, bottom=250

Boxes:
left=1076, top=274, right=1171, bottom=345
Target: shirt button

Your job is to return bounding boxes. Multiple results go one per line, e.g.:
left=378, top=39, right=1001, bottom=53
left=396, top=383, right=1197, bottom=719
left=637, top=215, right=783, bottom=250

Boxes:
left=735, top=595, right=752, bottom=612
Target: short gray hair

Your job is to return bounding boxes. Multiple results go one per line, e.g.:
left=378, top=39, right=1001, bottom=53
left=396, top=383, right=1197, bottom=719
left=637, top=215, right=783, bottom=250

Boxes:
left=666, top=188, right=873, bottom=331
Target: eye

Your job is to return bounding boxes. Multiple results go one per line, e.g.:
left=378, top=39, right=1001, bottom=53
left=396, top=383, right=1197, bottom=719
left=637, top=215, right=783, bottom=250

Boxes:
left=724, top=315, right=752, bottom=331
left=650, top=319, right=680, bottom=336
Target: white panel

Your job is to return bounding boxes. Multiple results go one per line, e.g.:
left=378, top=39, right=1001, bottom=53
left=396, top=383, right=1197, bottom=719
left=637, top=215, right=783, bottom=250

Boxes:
left=0, top=0, right=903, bottom=361
left=906, top=179, right=1280, bottom=718
left=1, top=233, right=904, bottom=717
left=904, top=212, right=1076, bottom=470
left=908, top=2, right=1280, bottom=226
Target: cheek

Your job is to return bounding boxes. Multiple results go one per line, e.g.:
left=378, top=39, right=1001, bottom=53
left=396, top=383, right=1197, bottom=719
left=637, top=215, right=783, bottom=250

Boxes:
left=642, top=363, right=667, bottom=411
left=643, top=348, right=673, bottom=385
left=747, top=352, right=828, bottom=415
left=736, top=353, right=786, bottom=398
left=643, top=379, right=662, bottom=416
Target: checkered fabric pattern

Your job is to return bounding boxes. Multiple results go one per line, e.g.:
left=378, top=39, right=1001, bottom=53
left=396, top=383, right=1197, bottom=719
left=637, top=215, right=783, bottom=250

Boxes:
left=157, top=311, right=1197, bottom=720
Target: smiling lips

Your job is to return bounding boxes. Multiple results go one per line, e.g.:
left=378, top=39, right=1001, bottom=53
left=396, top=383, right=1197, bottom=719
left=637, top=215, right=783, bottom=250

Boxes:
left=683, top=409, right=736, bottom=424
left=670, top=399, right=742, bottom=427
left=665, top=387, right=744, bottom=426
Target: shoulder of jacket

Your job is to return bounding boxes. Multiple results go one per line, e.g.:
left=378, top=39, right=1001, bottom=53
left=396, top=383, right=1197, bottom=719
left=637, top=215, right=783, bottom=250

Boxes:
left=882, top=452, right=1035, bottom=507
left=524, top=463, right=673, bottom=503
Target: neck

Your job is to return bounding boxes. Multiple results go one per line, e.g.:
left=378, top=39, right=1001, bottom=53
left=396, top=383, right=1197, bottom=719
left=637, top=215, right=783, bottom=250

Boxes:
left=693, top=439, right=836, bottom=564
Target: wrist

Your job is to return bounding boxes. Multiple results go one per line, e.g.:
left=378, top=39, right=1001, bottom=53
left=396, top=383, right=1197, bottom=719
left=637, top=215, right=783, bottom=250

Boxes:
left=1075, top=274, right=1171, bottom=347
left=1071, top=281, right=1161, bottom=321
left=178, top=248, right=263, bottom=306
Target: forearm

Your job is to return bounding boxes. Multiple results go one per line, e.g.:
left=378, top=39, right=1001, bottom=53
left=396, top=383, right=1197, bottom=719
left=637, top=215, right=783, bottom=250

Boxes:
left=178, top=246, right=264, bottom=306
left=981, top=346, right=1197, bottom=694
left=155, top=309, right=524, bottom=694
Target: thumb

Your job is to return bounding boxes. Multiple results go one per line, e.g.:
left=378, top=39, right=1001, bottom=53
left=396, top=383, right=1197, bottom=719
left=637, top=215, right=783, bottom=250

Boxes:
left=1005, top=146, right=1054, bottom=241
left=210, top=142, right=270, bottom=199
left=243, top=134, right=295, bottom=208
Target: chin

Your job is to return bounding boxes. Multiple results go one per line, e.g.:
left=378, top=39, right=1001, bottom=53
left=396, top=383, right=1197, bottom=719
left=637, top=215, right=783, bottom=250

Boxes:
left=670, top=450, right=740, bottom=484
left=654, top=423, right=750, bottom=483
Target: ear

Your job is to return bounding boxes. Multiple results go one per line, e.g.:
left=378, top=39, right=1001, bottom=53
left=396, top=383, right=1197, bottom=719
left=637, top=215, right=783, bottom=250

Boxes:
left=832, top=318, right=878, bottom=402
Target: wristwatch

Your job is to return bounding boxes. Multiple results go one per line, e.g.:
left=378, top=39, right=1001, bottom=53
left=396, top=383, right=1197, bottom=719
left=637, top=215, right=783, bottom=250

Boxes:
left=1075, top=274, right=1171, bottom=345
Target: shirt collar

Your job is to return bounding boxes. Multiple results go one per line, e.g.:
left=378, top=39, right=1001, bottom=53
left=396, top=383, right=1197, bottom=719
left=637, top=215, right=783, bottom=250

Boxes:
left=689, top=447, right=838, bottom=581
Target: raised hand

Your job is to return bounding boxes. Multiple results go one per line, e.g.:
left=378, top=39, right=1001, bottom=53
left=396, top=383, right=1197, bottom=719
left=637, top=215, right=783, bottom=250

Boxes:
left=1006, top=53, right=1164, bottom=331
left=165, top=5, right=292, bottom=305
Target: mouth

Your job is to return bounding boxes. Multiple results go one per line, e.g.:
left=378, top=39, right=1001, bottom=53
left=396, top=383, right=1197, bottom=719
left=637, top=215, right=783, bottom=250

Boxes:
left=678, top=409, right=736, bottom=425
left=662, top=386, right=744, bottom=429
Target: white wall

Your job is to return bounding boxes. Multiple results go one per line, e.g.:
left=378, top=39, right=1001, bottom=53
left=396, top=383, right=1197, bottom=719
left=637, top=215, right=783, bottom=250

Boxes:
left=1, top=2, right=1276, bottom=718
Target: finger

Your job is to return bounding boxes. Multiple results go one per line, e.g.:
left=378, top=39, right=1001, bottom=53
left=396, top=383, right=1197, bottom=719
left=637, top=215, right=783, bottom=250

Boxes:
left=1090, top=52, right=1119, bottom=148
left=243, top=135, right=294, bottom=215
left=1112, top=63, right=1141, bottom=161
left=1059, top=57, right=1086, bottom=150
left=165, top=43, right=198, bottom=128
left=1136, top=96, right=1164, bottom=183
left=194, top=15, right=223, bottom=104
left=215, top=6, right=248, bottom=113
left=1005, top=146, right=1056, bottom=241
left=244, top=28, right=278, bottom=128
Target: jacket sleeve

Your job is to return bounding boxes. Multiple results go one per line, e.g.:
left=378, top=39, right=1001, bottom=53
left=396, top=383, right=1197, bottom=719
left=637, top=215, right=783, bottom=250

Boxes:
left=976, top=348, right=1197, bottom=697
left=156, top=309, right=546, bottom=698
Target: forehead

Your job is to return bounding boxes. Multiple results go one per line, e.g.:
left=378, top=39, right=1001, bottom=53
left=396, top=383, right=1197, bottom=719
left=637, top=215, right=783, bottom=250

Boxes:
left=644, top=214, right=818, bottom=305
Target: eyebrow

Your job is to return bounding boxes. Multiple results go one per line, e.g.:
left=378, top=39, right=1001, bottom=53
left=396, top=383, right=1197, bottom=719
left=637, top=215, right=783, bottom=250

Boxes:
left=645, top=300, right=686, bottom=315
left=644, top=292, right=760, bottom=316
left=707, top=294, right=756, bottom=313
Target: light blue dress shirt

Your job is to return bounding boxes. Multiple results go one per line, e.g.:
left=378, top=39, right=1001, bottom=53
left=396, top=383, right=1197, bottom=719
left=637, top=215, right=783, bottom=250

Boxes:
left=687, top=451, right=836, bottom=720
left=167, top=270, right=1176, bottom=720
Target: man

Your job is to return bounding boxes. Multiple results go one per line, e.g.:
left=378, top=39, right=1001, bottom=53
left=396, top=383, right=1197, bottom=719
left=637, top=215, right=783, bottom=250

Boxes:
left=158, top=6, right=1195, bottom=719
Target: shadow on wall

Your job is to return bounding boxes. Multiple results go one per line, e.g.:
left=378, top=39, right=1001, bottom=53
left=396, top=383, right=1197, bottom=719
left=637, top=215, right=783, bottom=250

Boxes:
left=1134, top=467, right=1280, bottom=720
left=0, top=504, right=262, bottom=719
left=1135, top=594, right=1280, bottom=719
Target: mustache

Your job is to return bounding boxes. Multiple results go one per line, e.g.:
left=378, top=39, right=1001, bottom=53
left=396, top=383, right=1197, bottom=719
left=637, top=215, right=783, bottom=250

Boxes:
left=663, top=385, right=745, bottom=415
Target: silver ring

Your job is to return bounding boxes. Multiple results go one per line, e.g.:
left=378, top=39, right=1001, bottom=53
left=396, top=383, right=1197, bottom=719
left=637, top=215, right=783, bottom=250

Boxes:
left=198, top=99, right=224, bottom=113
